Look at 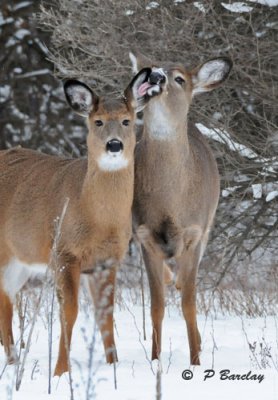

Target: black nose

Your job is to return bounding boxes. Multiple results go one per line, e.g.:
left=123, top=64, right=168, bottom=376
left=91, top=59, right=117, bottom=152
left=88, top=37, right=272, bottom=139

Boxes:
left=106, top=139, right=123, bottom=153
left=149, top=72, right=166, bottom=85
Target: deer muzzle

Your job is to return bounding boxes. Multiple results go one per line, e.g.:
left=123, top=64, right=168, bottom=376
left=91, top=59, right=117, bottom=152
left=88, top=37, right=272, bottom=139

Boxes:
left=149, top=71, right=166, bottom=85
left=106, top=139, right=123, bottom=153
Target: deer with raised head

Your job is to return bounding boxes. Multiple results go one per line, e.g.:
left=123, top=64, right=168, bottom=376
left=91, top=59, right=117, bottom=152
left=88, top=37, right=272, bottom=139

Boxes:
left=129, top=52, right=232, bottom=365
left=0, top=67, right=158, bottom=376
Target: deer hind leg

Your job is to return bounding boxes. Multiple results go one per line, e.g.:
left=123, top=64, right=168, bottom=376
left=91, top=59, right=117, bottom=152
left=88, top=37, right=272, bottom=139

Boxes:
left=54, top=258, right=81, bottom=377
left=88, top=265, right=117, bottom=364
left=0, top=282, right=17, bottom=364
left=142, top=247, right=165, bottom=360
left=163, top=262, right=174, bottom=285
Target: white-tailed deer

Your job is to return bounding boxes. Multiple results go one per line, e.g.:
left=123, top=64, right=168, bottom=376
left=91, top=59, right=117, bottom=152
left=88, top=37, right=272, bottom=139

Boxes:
left=130, top=52, right=232, bottom=365
left=0, top=67, right=157, bottom=376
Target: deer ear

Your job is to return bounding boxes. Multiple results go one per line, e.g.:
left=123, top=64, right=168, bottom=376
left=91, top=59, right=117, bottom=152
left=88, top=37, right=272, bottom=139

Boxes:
left=64, top=80, right=98, bottom=117
left=191, top=57, right=232, bottom=96
left=129, top=51, right=153, bottom=74
left=124, top=67, right=156, bottom=113
left=129, top=52, right=139, bottom=73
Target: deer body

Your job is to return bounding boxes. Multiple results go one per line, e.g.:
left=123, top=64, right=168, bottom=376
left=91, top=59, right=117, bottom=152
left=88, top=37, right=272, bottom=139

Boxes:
left=0, top=148, right=132, bottom=269
left=134, top=126, right=219, bottom=238
left=131, top=53, right=232, bottom=364
left=0, top=68, right=155, bottom=375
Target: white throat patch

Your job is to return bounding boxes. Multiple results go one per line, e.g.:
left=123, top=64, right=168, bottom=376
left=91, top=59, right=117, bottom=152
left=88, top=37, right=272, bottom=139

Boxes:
left=147, top=101, right=174, bottom=141
left=97, top=152, right=129, bottom=171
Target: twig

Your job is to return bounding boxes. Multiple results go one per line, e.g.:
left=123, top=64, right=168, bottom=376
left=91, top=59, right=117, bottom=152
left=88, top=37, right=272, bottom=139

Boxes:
left=48, top=198, right=70, bottom=395
left=138, top=244, right=147, bottom=341
left=31, top=360, right=39, bottom=380
left=155, top=358, right=162, bottom=400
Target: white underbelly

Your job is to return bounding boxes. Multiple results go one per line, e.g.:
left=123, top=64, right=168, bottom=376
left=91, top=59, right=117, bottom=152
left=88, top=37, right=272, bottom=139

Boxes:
left=1, top=258, right=48, bottom=301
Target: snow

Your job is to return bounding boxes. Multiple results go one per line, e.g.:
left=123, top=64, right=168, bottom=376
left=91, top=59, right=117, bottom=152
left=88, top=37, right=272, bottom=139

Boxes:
left=14, top=29, right=31, bottom=40
left=198, top=31, right=215, bottom=39
left=0, top=287, right=277, bottom=400
left=4, top=124, right=20, bottom=135
left=6, top=37, right=17, bottom=47
left=266, top=21, right=278, bottom=28
left=266, top=190, right=278, bottom=202
left=10, top=105, right=28, bottom=121
left=5, top=30, right=31, bottom=47
left=0, top=85, right=11, bottom=103
left=196, top=123, right=258, bottom=159
left=255, top=30, right=267, bottom=37
left=125, top=10, right=135, bottom=16
left=222, top=182, right=278, bottom=202
left=193, top=2, right=206, bottom=13
left=196, top=123, right=278, bottom=176
left=213, top=112, right=222, bottom=121
left=197, top=123, right=278, bottom=200
left=221, top=2, right=253, bottom=12
left=221, top=0, right=278, bottom=11
left=34, top=38, right=50, bottom=56
left=0, top=12, right=14, bottom=27
left=222, top=186, right=240, bottom=198
left=13, top=68, right=23, bottom=74
left=146, top=2, right=160, bottom=10
left=248, top=0, right=278, bottom=6
left=252, top=184, right=263, bottom=199
left=12, top=2, right=33, bottom=11
left=15, top=69, right=52, bottom=79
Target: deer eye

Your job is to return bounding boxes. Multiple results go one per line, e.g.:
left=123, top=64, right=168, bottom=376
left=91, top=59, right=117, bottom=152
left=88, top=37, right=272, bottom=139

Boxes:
left=95, top=120, right=103, bottom=127
left=175, top=76, right=185, bottom=85
left=122, top=119, right=130, bottom=126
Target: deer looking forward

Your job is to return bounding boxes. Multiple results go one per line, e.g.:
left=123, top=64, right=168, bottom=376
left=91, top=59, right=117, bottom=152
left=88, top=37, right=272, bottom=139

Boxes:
left=0, top=68, right=157, bottom=376
left=130, top=52, right=232, bottom=365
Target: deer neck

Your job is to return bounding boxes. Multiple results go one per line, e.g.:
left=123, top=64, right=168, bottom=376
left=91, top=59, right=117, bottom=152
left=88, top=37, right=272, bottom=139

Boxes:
left=143, top=100, right=189, bottom=148
left=134, top=112, right=191, bottom=219
left=81, top=156, right=134, bottom=225
left=139, top=111, right=190, bottom=169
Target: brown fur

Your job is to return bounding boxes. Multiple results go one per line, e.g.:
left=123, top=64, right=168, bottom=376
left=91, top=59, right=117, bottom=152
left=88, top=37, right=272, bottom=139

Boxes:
left=0, top=74, right=149, bottom=376
left=131, top=53, right=232, bottom=365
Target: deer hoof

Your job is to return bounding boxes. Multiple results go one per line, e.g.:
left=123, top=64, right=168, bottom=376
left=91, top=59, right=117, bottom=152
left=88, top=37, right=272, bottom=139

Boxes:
left=54, top=362, right=69, bottom=377
left=7, top=347, right=19, bottom=365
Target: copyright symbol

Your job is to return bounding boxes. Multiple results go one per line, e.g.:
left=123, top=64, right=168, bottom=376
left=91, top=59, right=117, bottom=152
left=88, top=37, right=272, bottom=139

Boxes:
left=182, top=370, right=193, bottom=380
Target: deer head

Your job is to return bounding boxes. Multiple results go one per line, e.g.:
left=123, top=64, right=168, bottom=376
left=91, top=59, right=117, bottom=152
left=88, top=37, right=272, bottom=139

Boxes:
left=64, top=67, right=160, bottom=171
left=129, top=52, right=232, bottom=141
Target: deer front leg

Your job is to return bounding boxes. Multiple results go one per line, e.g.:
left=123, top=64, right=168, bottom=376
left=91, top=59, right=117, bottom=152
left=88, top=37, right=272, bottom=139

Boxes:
left=54, top=258, right=81, bottom=377
left=88, top=265, right=117, bottom=364
left=142, top=247, right=165, bottom=360
left=176, top=242, right=202, bottom=365
left=0, top=284, right=17, bottom=364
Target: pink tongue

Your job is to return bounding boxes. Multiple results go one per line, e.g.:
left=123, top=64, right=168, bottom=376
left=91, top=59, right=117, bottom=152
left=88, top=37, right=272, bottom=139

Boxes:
left=138, top=82, right=152, bottom=96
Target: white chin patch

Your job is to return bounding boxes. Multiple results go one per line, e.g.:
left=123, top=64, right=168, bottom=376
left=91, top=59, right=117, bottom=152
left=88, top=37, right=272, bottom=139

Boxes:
left=97, top=152, right=129, bottom=171
left=147, top=85, right=161, bottom=96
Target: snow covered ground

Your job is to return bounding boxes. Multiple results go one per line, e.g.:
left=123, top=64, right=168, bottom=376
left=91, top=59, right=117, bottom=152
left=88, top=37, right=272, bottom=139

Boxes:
left=0, top=287, right=277, bottom=400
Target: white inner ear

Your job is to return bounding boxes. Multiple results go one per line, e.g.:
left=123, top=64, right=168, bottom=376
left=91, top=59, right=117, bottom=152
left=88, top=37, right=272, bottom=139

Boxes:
left=131, top=70, right=148, bottom=112
left=193, top=60, right=228, bottom=95
left=198, top=60, right=226, bottom=83
left=129, top=52, right=138, bottom=73
left=66, top=85, right=93, bottom=114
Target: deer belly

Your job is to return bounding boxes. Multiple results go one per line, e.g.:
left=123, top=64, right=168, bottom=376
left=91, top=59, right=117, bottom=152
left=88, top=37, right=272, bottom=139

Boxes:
left=2, top=258, right=47, bottom=301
